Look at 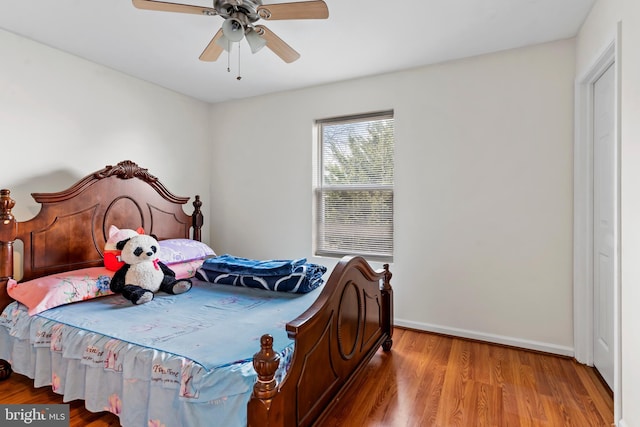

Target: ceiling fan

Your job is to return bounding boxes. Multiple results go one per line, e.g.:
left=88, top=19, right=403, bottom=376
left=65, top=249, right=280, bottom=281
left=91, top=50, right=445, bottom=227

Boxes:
left=132, top=0, right=329, bottom=63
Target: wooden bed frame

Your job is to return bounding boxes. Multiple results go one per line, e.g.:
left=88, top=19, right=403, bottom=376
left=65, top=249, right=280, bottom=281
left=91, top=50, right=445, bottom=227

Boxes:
left=0, top=160, right=393, bottom=427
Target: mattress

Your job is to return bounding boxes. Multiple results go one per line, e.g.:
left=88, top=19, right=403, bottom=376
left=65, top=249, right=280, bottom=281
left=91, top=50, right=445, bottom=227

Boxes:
left=0, top=280, right=321, bottom=427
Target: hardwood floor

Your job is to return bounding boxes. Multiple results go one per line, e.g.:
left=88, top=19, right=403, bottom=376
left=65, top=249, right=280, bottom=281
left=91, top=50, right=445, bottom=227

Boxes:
left=0, top=372, right=120, bottom=427
left=0, top=328, right=613, bottom=426
left=319, top=328, right=613, bottom=427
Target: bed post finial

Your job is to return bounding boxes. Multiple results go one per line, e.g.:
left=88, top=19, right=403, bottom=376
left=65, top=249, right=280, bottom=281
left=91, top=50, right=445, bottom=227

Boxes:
left=252, top=334, right=280, bottom=399
left=383, top=263, right=392, bottom=290
left=0, top=189, right=15, bottom=219
left=0, top=189, right=17, bottom=310
left=192, top=195, right=203, bottom=242
left=248, top=334, right=282, bottom=426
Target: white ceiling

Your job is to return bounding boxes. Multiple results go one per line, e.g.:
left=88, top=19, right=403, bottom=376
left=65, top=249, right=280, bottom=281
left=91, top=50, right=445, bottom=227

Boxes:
left=0, top=0, right=595, bottom=104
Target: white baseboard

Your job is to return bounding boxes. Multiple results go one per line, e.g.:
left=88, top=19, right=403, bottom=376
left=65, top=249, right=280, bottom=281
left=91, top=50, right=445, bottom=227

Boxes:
left=617, top=419, right=627, bottom=427
left=395, top=319, right=575, bottom=357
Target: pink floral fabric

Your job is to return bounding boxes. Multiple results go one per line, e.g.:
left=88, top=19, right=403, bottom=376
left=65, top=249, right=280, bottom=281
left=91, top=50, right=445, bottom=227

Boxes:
left=7, top=267, right=113, bottom=315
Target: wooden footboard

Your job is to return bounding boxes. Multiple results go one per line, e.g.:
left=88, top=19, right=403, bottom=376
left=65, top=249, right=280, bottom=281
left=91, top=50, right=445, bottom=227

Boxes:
left=248, top=256, right=393, bottom=427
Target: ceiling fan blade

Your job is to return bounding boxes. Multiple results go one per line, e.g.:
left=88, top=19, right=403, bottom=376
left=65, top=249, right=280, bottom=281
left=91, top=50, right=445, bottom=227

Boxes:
left=199, top=29, right=225, bottom=61
left=257, top=1, right=329, bottom=20
left=255, top=25, right=300, bottom=63
left=132, top=0, right=217, bottom=16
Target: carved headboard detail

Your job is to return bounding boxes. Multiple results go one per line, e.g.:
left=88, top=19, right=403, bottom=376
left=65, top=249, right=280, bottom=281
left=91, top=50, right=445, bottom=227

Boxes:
left=0, top=160, right=203, bottom=308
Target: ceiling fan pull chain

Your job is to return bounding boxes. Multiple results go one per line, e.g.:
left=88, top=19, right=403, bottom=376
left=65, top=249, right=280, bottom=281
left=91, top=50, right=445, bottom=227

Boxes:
left=227, top=39, right=232, bottom=73
left=237, top=43, right=242, bottom=80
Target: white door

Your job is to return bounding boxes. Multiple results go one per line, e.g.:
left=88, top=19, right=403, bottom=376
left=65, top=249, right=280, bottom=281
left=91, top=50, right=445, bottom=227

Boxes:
left=593, top=62, right=615, bottom=389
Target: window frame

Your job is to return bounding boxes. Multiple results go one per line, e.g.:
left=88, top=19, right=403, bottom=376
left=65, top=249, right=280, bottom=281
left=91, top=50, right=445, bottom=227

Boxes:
left=314, top=110, right=394, bottom=262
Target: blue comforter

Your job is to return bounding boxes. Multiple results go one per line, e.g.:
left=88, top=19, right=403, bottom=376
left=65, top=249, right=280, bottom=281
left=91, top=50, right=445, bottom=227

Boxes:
left=197, top=255, right=327, bottom=294
left=200, top=254, right=307, bottom=276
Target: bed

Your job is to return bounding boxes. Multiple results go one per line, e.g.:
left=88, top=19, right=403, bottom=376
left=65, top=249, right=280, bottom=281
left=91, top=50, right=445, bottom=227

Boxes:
left=0, top=160, right=394, bottom=427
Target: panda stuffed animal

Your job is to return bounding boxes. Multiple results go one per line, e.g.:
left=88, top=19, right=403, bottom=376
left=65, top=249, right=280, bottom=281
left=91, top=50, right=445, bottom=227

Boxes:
left=110, top=234, right=192, bottom=305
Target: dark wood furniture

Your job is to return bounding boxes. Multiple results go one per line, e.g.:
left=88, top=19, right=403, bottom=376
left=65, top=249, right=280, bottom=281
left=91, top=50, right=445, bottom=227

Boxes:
left=0, top=160, right=393, bottom=426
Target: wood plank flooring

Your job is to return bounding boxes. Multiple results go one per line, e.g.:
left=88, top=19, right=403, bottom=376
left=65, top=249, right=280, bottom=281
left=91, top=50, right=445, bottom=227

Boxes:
left=0, top=372, right=120, bottom=427
left=319, top=328, right=613, bottom=427
left=0, top=328, right=613, bottom=426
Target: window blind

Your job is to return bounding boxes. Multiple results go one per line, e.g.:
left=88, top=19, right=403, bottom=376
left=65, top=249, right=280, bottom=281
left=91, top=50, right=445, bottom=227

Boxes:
left=315, top=111, right=394, bottom=261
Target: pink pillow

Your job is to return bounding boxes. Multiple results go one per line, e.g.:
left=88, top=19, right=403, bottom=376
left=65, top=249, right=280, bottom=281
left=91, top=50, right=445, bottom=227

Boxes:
left=8, top=261, right=203, bottom=316
left=167, top=259, right=205, bottom=280
left=7, top=267, right=114, bottom=316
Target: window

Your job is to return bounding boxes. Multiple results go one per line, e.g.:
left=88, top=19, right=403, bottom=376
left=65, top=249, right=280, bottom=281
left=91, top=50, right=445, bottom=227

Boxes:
left=314, top=111, right=394, bottom=262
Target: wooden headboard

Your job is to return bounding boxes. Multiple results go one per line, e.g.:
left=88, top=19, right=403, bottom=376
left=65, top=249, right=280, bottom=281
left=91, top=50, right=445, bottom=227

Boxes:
left=0, top=160, right=203, bottom=310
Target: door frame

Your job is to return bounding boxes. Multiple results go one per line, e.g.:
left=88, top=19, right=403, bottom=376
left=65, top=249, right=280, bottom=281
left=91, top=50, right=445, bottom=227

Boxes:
left=573, top=24, right=621, bottom=421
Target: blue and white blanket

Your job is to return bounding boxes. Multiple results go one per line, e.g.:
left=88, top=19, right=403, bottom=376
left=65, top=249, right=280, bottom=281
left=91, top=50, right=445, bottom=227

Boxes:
left=197, top=255, right=327, bottom=294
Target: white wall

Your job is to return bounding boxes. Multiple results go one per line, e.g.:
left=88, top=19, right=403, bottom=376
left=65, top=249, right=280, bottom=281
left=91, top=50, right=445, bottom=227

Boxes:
left=1, top=24, right=591, bottom=414
left=209, top=39, right=576, bottom=355
left=0, top=29, right=212, bottom=229
left=577, top=1, right=640, bottom=426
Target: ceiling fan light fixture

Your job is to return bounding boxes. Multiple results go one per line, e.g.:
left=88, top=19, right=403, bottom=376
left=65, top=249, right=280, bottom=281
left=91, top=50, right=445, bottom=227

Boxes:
left=221, top=17, right=245, bottom=42
left=245, top=28, right=267, bottom=54
left=215, top=34, right=234, bottom=52
left=133, top=0, right=329, bottom=64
